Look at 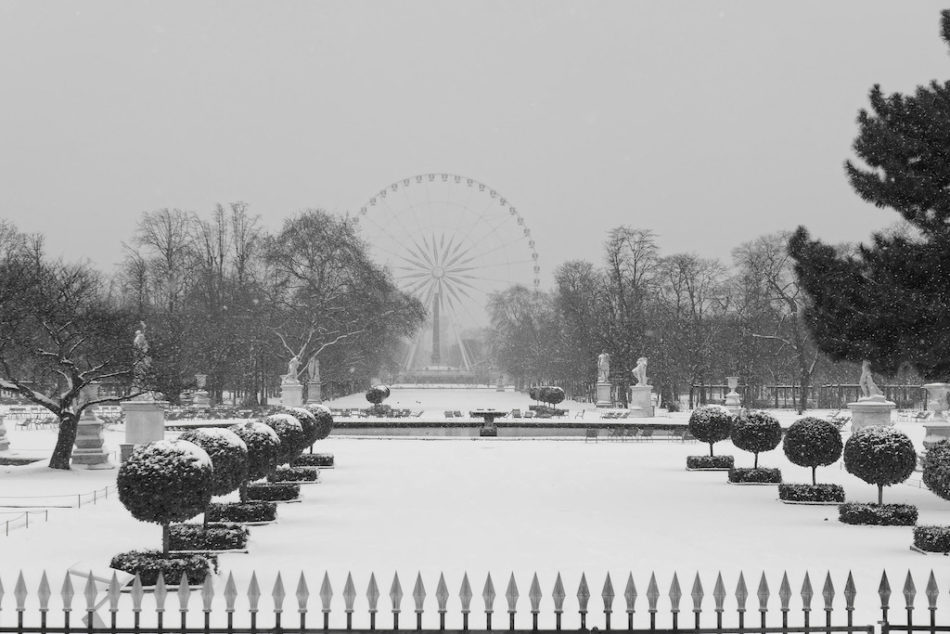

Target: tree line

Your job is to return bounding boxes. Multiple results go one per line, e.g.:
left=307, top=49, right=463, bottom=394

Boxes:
left=0, top=207, right=425, bottom=468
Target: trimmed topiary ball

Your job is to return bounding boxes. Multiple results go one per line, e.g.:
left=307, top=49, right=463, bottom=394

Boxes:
left=922, top=439, right=950, bottom=501
left=306, top=403, right=334, bottom=441
left=539, top=386, right=565, bottom=407
left=264, top=414, right=306, bottom=465
left=229, top=421, right=280, bottom=483
left=731, top=410, right=782, bottom=468
left=688, top=405, right=733, bottom=457
left=117, top=439, right=214, bottom=553
left=844, top=426, right=917, bottom=505
left=177, top=428, right=248, bottom=497
left=365, top=385, right=390, bottom=405
left=286, top=407, right=319, bottom=447
left=528, top=386, right=540, bottom=402
left=782, top=417, right=843, bottom=485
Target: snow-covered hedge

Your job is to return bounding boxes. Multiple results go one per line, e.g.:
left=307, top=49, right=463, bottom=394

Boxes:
left=307, top=404, right=334, bottom=441
left=206, top=501, right=276, bottom=523
left=731, top=410, right=782, bottom=468
left=686, top=455, right=733, bottom=470
left=110, top=550, right=217, bottom=586
left=177, top=428, right=248, bottom=496
left=778, top=483, right=844, bottom=503
left=229, top=421, right=280, bottom=483
left=169, top=523, right=249, bottom=551
left=922, top=439, right=950, bottom=501
left=117, top=440, right=214, bottom=529
left=293, top=453, right=334, bottom=468
left=539, top=386, right=565, bottom=406
left=838, top=502, right=917, bottom=526
left=728, top=467, right=782, bottom=484
left=246, top=482, right=300, bottom=502
left=843, top=426, right=917, bottom=505
left=264, top=414, right=306, bottom=464
left=688, top=405, right=733, bottom=457
left=782, top=417, right=843, bottom=485
left=268, top=466, right=318, bottom=483
left=913, top=525, right=950, bottom=552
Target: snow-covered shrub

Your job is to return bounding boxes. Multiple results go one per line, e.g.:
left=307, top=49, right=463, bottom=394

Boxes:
left=110, top=550, right=218, bottom=586
left=306, top=404, right=334, bottom=441
left=206, top=501, right=276, bottom=523
left=731, top=410, right=782, bottom=468
left=177, top=428, right=248, bottom=496
left=169, top=523, right=249, bottom=551
left=688, top=405, right=733, bottom=457
left=539, top=386, right=565, bottom=407
left=268, top=465, right=318, bottom=483
left=365, top=385, right=390, bottom=405
left=913, top=526, right=950, bottom=552
left=778, top=483, right=844, bottom=503
left=686, top=455, right=734, bottom=470
left=838, top=502, right=917, bottom=526
left=843, top=426, right=917, bottom=505
left=286, top=407, right=319, bottom=447
left=117, top=440, right=214, bottom=554
left=264, top=414, right=306, bottom=465
left=922, top=440, right=950, bottom=501
left=229, top=421, right=281, bottom=488
left=293, top=452, right=334, bottom=468
left=728, top=467, right=782, bottom=484
left=782, top=417, right=843, bottom=485
left=246, top=482, right=300, bottom=501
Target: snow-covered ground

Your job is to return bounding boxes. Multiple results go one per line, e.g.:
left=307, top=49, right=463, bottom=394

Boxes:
left=0, top=391, right=945, bottom=627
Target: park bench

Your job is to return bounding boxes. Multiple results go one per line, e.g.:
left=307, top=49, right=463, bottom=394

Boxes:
left=67, top=562, right=135, bottom=626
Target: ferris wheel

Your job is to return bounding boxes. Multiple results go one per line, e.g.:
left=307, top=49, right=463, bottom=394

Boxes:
left=355, top=173, right=541, bottom=372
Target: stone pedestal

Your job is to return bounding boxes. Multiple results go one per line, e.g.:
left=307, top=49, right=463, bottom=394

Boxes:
left=724, top=377, right=741, bottom=414
left=281, top=381, right=304, bottom=408
left=71, top=413, right=113, bottom=470
left=495, top=377, right=505, bottom=392
left=192, top=390, right=211, bottom=407
left=306, top=381, right=322, bottom=404
left=628, top=385, right=655, bottom=418
left=120, top=400, right=167, bottom=462
left=0, top=415, right=8, bottom=452
left=848, top=395, right=896, bottom=433
left=923, top=420, right=950, bottom=449
left=924, top=383, right=950, bottom=416
left=595, top=381, right=612, bottom=408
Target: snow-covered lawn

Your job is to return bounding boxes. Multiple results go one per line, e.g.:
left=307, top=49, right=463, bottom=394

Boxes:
left=1, top=410, right=947, bottom=626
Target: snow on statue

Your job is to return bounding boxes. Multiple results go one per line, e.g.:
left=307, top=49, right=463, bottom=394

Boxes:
left=632, top=356, right=649, bottom=386
left=283, top=355, right=300, bottom=384
left=597, top=352, right=610, bottom=382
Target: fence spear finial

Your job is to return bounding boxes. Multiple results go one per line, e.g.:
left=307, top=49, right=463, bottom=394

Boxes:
left=367, top=573, right=380, bottom=613
left=926, top=571, right=939, bottom=610
left=735, top=572, right=748, bottom=613
left=778, top=572, right=791, bottom=613
left=390, top=572, right=403, bottom=612
left=343, top=573, right=356, bottom=613
left=37, top=571, right=51, bottom=612
left=903, top=570, right=916, bottom=609
left=691, top=573, right=704, bottom=613
left=822, top=572, right=835, bottom=612
left=529, top=574, right=542, bottom=614
left=248, top=572, right=261, bottom=614
left=578, top=573, right=591, bottom=613
left=274, top=572, right=287, bottom=614
left=224, top=572, right=238, bottom=612
left=413, top=572, right=426, bottom=614
left=801, top=572, right=814, bottom=612
left=713, top=573, right=726, bottom=613
left=844, top=572, right=857, bottom=611
left=201, top=575, right=214, bottom=613
left=625, top=573, right=637, bottom=614
left=459, top=573, right=473, bottom=613
left=552, top=573, right=566, bottom=613
left=757, top=572, right=769, bottom=612
left=178, top=573, right=191, bottom=611
left=14, top=571, right=27, bottom=612
left=878, top=571, right=891, bottom=611
left=505, top=573, right=519, bottom=614
left=437, top=573, right=450, bottom=613
left=603, top=573, right=615, bottom=614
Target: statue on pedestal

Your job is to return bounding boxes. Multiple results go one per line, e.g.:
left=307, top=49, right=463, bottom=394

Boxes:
left=632, top=357, right=649, bottom=386
left=307, top=356, right=320, bottom=382
left=597, top=352, right=610, bottom=383
left=132, top=322, right=153, bottom=400
left=282, top=355, right=301, bottom=385
left=859, top=360, right=883, bottom=399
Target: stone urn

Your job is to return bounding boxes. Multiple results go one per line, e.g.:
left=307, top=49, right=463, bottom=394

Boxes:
left=923, top=383, right=950, bottom=416
left=724, top=377, right=741, bottom=413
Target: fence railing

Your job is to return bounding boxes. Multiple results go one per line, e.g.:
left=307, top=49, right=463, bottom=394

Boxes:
left=0, top=485, right=116, bottom=537
left=0, top=569, right=944, bottom=634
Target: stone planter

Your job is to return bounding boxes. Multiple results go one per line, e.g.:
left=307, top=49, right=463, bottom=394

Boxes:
left=923, top=383, right=950, bottom=416
left=848, top=395, right=895, bottom=432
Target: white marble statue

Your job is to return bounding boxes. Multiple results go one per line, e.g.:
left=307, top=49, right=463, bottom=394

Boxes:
left=859, top=360, right=883, bottom=399
left=283, top=355, right=301, bottom=384
left=307, top=356, right=320, bottom=382
left=132, top=322, right=151, bottom=392
left=597, top=352, right=610, bottom=383
left=632, top=357, right=649, bottom=386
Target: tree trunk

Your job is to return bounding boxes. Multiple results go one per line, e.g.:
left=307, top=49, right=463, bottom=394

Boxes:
left=709, top=442, right=714, bottom=458
left=878, top=484, right=884, bottom=506
left=240, top=481, right=248, bottom=503
left=48, top=412, right=79, bottom=470
left=812, top=466, right=817, bottom=486
left=162, top=523, right=170, bottom=555
left=754, top=452, right=759, bottom=469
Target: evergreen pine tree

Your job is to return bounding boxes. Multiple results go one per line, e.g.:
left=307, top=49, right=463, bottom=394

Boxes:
left=789, top=10, right=950, bottom=379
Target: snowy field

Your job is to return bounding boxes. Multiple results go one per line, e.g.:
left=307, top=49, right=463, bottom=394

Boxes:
left=0, top=391, right=946, bottom=627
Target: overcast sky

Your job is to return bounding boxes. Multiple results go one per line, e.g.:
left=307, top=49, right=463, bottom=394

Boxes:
left=1, top=1, right=947, bottom=287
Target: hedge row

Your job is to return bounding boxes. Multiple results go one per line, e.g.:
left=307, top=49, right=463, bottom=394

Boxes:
left=205, top=502, right=277, bottom=523
left=838, top=503, right=918, bottom=526
left=686, top=455, right=734, bottom=470
left=293, top=453, right=335, bottom=468
left=109, top=550, right=218, bottom=586
left=728, top=468, right=782, bottom=484
left=268, top=466, right=319, bottom=483
left=169, top=523, right=249, bottom=551
left=778, top=483, right=845, bottom=503
left=246, top=483, right=301, bottom=502
left=913, top=526, right=950, bottom=553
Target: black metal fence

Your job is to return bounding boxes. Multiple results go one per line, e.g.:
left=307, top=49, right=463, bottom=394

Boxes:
left=0, top=569, right=943, bottom=634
